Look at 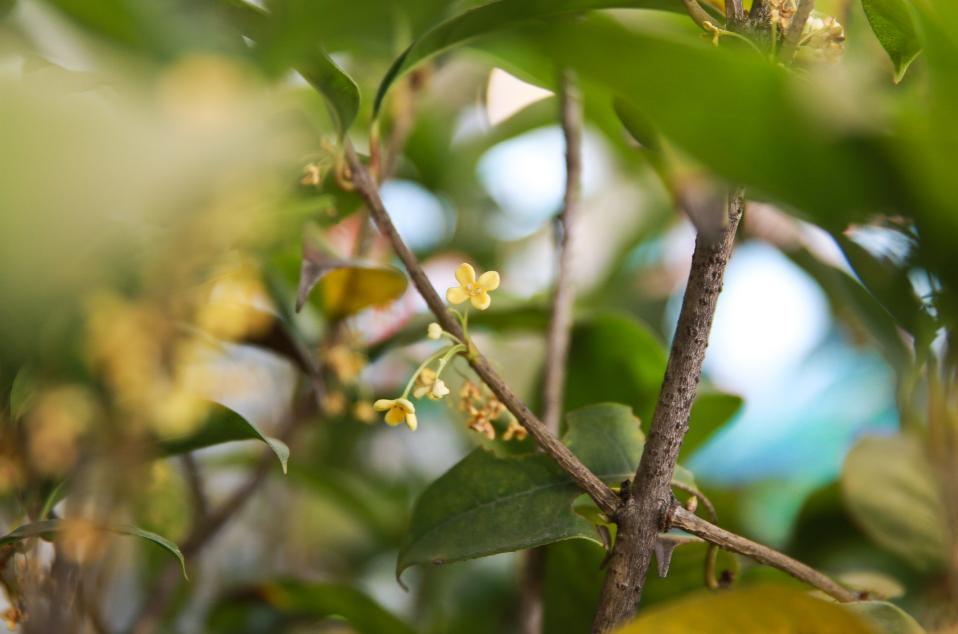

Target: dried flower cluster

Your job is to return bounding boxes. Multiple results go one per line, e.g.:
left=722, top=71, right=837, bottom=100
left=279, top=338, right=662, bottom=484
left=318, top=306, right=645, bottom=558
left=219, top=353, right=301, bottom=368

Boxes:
left=457, top=380, right=525, bottom=441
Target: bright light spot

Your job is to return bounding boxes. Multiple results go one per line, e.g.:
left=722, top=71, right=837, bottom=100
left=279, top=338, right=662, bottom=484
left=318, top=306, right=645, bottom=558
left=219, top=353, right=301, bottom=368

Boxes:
left=485, top=68, right=553, bottom=126
left=380, top=180, right=451, bottom=251
left=700, top=242, right=830, bottom=398
left=478, top=126, right=610, bottom=239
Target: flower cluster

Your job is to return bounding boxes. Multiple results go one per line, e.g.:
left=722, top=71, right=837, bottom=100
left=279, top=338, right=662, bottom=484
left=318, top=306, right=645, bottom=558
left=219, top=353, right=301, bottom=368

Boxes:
left=373, top=262, right=500, bottom=431
left=458, top=380, right=526, bottom=441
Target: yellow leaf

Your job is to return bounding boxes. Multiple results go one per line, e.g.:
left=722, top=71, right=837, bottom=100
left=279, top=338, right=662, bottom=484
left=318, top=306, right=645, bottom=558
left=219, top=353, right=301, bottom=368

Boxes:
left=614, top=585, right=872, bottom=634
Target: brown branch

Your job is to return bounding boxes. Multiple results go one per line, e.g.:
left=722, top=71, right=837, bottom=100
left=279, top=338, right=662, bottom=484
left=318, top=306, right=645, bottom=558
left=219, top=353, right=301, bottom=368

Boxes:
left=518, top=71, right=583, bottom=634
left=670, top=506, right=857, bottom=602
left=592, top=188, right=744, bottom=633
left=345, top=144, right=620, bottom=517
left=725, top=0, right=745, bottom=27
left=681, top=0, right=716, bottom=32
left=780, top=0, right=815, bottom=61
left=180, top=454, right=208, bottom=527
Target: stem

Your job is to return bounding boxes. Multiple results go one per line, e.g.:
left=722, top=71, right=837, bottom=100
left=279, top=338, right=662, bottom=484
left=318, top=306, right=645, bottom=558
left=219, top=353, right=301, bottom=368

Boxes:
left=682, top=0, right=716, bottom=32
left=670, top=506, right=857, bottom=602
left=128, top=369, right=322, bottom=634
left=345, top=144, right=621, bottom=516
left=592, top=189, right=745, bottom=633
left=402, top=345, right=460, bottom=399
left=518, top=70, right=582, bottom=634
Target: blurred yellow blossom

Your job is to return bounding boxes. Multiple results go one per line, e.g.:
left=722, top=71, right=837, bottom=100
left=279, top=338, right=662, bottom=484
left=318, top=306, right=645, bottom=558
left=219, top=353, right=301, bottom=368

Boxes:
left=26, top=385, right=98, bottom=476
left=301, top=162, right=324, bottom=186
left=60, top=518, right=108, bottom=565
left=373, top=398, right=417, bottom=431
left=324, top=345, right=367, bottom=384
left=427, top=322, right=443, bottom=340
left=446, top=263, right=499, bottom=310
left=352, top=400, right=376, bottom=423
left=194, top=259, right=274, bottom=342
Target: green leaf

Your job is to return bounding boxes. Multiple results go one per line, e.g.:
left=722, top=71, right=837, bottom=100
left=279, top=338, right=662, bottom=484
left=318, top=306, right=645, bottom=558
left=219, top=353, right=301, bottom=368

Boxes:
left=159, top=403, right=289, bottom=474
left=0, top=519, right=187, bottom=579
left=543, top=539, right=606, bottom=634
left=846, top=601, right=926, bottom=634
left=835, top=234, right=933, bottom=344
left=565, top=312, right=667, bottom=425
left=861, top=0, right=922, bottom=83
left=841, top=434, right=949, bottom=571
left=681, top=392, right=743, bottom=461
left=397, top=403, right=696, bottom=581
left=8, top=365, right=35, bottom=420
left=41, top=0, right=240, bottom=60
left=533, top=15, right=906, bottom=230
left=373, top=0, right=682, bottom=115
left=614, top=584, right=873, bottom=633
left=218, top=0, right=360, bottom=134
left=209, top=579, right=416, bottom=634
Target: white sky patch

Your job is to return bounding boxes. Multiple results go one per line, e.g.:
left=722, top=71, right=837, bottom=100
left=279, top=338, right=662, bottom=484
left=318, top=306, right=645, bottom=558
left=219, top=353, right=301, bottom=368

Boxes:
left=485, top=67, right=553, bottom=126
left=694, top=242, right=830, bottom=399
left=478, top=126, right=611, bottom=240
left=380, top=179, right=452, bottom=251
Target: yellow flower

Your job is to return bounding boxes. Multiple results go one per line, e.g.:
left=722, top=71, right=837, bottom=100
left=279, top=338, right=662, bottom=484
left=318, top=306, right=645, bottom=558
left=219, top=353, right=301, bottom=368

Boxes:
left=413, top=368, right=450, bottom=401
left=427, top=322, right=443, bottom=340
left=446, top=263, right=500, bottom=310
left=373, top=398, right=417, bottom=430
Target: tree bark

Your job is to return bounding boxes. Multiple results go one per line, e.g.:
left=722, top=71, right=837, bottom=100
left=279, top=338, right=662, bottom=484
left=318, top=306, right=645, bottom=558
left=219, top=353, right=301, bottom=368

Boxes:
left=592, top=189, right=744, bottom=633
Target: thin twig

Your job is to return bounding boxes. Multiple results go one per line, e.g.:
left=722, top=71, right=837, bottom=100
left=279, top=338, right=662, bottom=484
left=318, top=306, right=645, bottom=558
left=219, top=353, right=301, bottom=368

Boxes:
left=682, top=0, right=716, bottom=32
left=345, top=144, right=620, bottom=516
left=128, top=388, right=316, bottom=634
left=670, top=506, right=857, bottom=602
left=180, top=454, right=208, bottom=527
left=543, top=71, right=581, bottom=435
left=518, top=71, right=583, bottom=634
left=780, top=0, right=815, bottom=61
left=592, top=189, right=745, bottom=633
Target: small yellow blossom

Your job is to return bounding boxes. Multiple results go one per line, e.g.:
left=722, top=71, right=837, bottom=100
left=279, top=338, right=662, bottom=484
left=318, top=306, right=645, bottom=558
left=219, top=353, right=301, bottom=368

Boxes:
left=427, top=322, right=443, bottom=340
left=413, top=368, right=450, bottom=401
left=301, top=162, right=323, bottom=186
left=503, top=416, right=527, bottom=442
left=446, top=263, right=499, bottom=310
left=373, top=398, right=418, bottom=430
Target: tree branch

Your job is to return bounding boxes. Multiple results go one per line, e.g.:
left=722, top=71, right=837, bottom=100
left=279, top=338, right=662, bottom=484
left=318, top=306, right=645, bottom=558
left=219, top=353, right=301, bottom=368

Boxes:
left=129, top=387, right=317, bottom=634
left=345, top=144, right=620, bottom=517
left=543, top=71, right=581, bottom=436
left=592, top=188, right=745, bottom=633
left=725, top=0, right=745, bottom=27
left=780, top=0, right=815, bottom=61
left=670, top=506, right=857, bottom=602
left=518, top=71, right=583, bottom=634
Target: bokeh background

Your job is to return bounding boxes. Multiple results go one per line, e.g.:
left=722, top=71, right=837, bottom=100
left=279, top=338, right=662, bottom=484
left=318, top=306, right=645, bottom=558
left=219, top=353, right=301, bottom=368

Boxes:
left=0, top=0, right=953, bottom=632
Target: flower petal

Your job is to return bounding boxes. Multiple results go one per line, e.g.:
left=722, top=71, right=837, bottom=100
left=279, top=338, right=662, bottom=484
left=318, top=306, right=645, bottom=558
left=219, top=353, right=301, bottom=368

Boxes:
left=396, top=398, right=416, bottom=413
left=373, top=399, right=394, bottom=412
left=384, top=407, right=405, bottom=425
left=446, top=286, right=469, bottom=305
left=405, top=412, right=418, bottom=431
left=471, top=290, right=491, bottom=310
left=455, top=262, right=476, bottom=286
left=413, top=386, right=429, bottom=399
left=478, top=270, right=500, bottom=291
